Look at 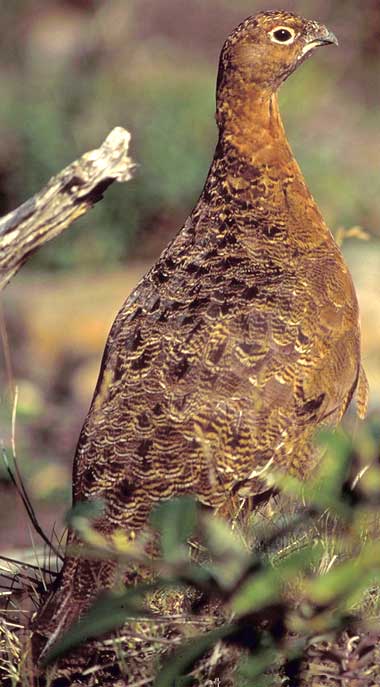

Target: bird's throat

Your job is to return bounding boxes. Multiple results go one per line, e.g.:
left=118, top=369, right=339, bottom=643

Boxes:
left=217, top=88, right=293, bottom=167
left=208, top=86, right=325, bottom=235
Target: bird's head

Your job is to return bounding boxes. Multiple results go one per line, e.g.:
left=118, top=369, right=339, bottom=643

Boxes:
left=217, top=10, right=338, bottom=95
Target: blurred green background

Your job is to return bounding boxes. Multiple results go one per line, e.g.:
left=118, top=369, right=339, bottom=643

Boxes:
left=0, top=0, right=379, bottom=550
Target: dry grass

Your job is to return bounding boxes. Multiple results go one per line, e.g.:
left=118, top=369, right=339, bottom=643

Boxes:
left=2, top=483, right=380, bottom=686
left=1, top=236, right=379, bottom=685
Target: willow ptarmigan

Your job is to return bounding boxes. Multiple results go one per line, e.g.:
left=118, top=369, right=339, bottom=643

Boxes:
left=32, top=10, right=368, bottom=659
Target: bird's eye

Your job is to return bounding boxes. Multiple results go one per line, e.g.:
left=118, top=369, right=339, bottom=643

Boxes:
left=269, top=27, right=297, bottom=45
left=274, top=29, right=292, bottom=42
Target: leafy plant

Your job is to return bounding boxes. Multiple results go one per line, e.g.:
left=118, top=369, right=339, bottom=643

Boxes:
left=40, top=421, right=380, bottom=686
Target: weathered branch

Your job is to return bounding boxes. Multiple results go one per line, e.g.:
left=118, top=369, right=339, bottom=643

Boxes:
left=0, top=126, right=134, bottom=291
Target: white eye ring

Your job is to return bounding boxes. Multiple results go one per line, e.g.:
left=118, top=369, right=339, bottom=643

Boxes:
left=269, top=26, right=297, bottom=45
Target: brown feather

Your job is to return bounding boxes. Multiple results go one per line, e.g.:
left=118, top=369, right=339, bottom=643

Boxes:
left=31, top=10, right=366, bottom=664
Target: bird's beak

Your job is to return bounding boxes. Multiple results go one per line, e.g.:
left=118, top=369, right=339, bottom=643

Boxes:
left=313, top=29, right=339, bottom=47
left=302, top=26, right=339, bottom=56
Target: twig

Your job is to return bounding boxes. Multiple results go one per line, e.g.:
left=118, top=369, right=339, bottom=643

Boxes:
left=0, top=304, right=15, bottom=396
left=10, top=386, right=18, bottom=459
left=0, top=126, right=134, bottom=290
left=0, top=571, right=30, bottom=589
left=1, top=448, right=63, bottom=562
left=0, top=554, right=57, bottom=577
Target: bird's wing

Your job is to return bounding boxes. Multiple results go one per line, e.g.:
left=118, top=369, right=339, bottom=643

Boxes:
left=71, top=227, right=360, bottom=528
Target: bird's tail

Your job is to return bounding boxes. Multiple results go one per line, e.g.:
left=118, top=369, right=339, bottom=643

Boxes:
left=30, top=530, right=117, bottom=665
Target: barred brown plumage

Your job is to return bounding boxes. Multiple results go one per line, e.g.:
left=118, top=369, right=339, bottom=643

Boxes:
left=31, top=9, right=368, bottom=668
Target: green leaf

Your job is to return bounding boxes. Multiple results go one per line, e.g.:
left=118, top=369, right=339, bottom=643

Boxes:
left=238, top=647, right=278, bottom=680
left=306, top=541, right=380, bottom=607
left=238, top=675, right=274, bottom=687
left=232, top=546, right=320, bottom=615
left=271, top=429, right=354, bottom=521
left=306, top=561, right=361, bottom=605
left=178, top=561, right=216, bottom=588
left=150, top=496, right=198, bottom=561
left=203, top=514, right=252, bottom=590
left=43, top=583, right=155, bottom=665
left=65, top=499, right=105, bottom=525
left=315, top=429, right=352, bottom=495
left=155, top=623, right=238, bottom=687
left=274, top=467, right=350, bottom=520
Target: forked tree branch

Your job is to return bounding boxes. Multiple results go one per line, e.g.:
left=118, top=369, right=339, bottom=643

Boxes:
left=0, top=126, right=134, bottom=291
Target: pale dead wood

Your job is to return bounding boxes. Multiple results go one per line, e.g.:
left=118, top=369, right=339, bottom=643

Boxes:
left=0, top=127, right=134, bottom=291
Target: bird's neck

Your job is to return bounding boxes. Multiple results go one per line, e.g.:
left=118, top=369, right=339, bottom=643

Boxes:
left=198, top=83, right=327, bottom=245
left=216, top=85, right=293, bottom=166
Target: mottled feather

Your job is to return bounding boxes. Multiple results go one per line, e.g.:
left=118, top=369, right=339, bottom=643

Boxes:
left=31, top=10, right=366, bottom=662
